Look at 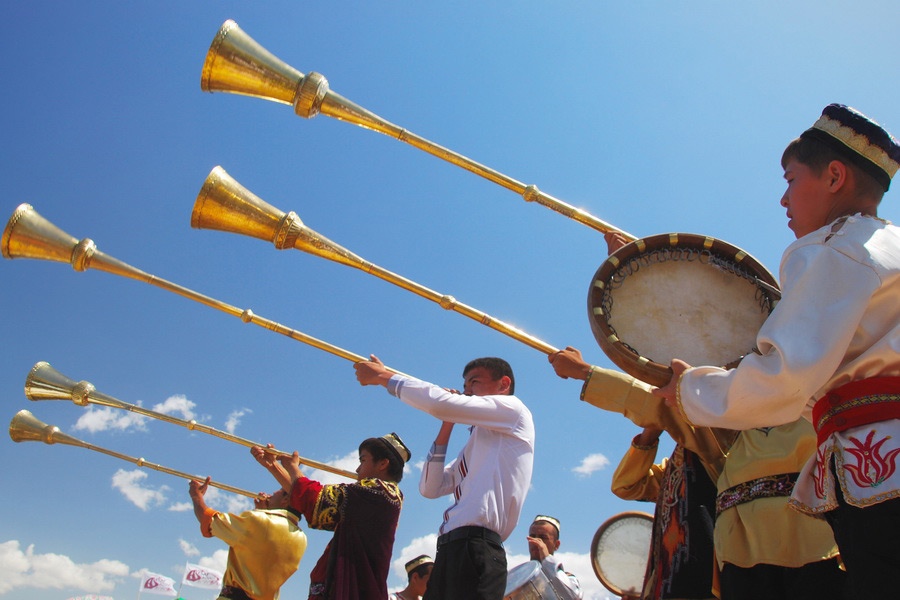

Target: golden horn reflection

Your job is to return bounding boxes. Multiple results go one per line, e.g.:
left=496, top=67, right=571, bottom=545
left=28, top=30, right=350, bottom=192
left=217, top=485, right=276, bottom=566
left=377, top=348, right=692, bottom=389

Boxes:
left=2, top=204, right=408, bottom=376
left=26, top=361, right=358, bottom=480
left=201, top=20, right=636, bottom=242
left=194, top=167, right=559, bottom=355
left=9, top=410, right=261, bottom=498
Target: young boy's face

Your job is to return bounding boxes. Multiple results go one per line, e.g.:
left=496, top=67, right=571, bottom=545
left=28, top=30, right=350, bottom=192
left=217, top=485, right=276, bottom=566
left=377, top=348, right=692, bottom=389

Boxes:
left=356, top=449, right=386, bottom=479
left=781, top=159, right=834, bottom=239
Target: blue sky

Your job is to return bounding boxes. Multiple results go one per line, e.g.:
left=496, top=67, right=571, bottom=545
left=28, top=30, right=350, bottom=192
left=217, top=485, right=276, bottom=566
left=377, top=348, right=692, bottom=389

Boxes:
left=1, top=2, right=898, bottom=599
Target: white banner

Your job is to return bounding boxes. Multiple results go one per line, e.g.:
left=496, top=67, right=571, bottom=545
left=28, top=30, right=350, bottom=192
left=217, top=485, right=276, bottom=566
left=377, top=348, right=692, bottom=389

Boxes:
left=182, top=561, right=224, bottom=590
left=139, top=571, right=178, bottom=596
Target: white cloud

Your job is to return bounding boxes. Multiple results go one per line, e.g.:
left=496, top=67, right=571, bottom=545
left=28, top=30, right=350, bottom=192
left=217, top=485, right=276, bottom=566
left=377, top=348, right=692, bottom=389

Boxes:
left=0, top=540, right=129, bottom=594
left=390, top=534, right=438, bottom=582
left=201, top=485, right=254, bottom=515
left=197, top=550, right=228, bottom=577
left=224, top=408, right=251, bottom=434
left=111, top=469, right=169, bottom=511
left=152, top=394, right=196, bottom=420
left=178, top=539, right=200, bottom=557
left=572, top=453, right=610, bottom=477
left=168, top=501, right=192, bottom=512
left=306, top=449, right=360, bottom=486
left=72, top=406, right=148, bottom=433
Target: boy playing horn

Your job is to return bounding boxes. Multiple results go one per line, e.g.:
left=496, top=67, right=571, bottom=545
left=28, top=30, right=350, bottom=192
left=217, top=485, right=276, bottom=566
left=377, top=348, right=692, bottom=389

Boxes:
left=253, top=433, right=410, bottom=600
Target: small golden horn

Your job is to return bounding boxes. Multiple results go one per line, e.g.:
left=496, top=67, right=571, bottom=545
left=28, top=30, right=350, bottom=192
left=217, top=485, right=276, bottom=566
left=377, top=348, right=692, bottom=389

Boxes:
left=10, top=409, right=81, bottom=446
left=24, top=361, right=359, bottom=480
left=9, top=410, right=263, bottom=499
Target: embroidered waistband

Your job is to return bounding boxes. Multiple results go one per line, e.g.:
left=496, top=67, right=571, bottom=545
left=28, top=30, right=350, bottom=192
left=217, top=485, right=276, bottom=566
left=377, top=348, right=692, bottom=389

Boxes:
left=813, top=376, right=900, bottom=445
left=715, top=473, right=798, bottom=516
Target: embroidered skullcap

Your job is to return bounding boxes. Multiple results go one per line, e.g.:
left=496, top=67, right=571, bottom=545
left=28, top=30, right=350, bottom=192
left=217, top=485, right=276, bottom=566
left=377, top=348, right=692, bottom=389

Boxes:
left=800, top=104, right=900, bottom=191
left=404, top=554, right=434, bottom=575
left=380, top=432, right=411, bottom=464
left=532, top=514, right=561, bottom=536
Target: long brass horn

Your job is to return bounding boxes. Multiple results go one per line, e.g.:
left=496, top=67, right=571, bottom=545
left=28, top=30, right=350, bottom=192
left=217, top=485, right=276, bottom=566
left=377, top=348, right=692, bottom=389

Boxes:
left=193, top=167, right=558, bottom=355
left=201, top=20, right=636, bottom=242
left=2, top=204, right=408, bottom=375
left=25, top=361, right=358, bottom=480
left=10, top=410, right=261, bottom=498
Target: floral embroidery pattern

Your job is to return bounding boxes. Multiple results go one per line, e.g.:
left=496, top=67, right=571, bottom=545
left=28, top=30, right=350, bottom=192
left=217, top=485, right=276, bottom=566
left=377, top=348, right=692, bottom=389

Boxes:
left=842, top=430, right=900, bottom=488
left=814, top=446, right=828, bottom=499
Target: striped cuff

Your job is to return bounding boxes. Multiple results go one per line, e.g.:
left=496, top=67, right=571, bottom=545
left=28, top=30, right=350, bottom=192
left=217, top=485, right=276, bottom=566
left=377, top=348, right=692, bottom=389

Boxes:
left=579, top=366, right=596, bottom=402
left=387, top=375, right=406, bottom=398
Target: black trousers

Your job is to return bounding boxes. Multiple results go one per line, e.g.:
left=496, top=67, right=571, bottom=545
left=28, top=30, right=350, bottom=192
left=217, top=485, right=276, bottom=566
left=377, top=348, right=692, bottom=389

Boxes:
left=824, top=471, right=900, bottom=600
left=719, top=558, right=847, bottom=600
left=424, top=527, right=507, bottom=600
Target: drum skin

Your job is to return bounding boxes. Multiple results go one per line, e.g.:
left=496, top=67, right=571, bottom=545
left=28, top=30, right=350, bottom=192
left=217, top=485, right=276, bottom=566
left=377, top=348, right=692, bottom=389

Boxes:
left=588, top=233, right=780, bottom=387
left=591, top=511, right=654, bottom=598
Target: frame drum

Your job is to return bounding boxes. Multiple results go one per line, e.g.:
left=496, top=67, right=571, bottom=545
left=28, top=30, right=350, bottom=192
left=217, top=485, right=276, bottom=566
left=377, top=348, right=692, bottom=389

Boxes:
left=503, top=561, right=556, bottom=600
left=590, top=511, right=653, bottom=599
left=588, top=233, right=780, bottom=386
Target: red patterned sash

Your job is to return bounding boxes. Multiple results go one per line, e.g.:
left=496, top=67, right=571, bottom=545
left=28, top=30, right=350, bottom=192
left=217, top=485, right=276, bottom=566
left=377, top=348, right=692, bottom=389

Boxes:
left=813, top=376, right=900, bottom=445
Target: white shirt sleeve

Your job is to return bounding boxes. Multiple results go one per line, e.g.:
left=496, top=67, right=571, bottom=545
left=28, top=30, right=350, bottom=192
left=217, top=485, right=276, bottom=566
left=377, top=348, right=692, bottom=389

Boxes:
left=419, top=442, right=460, bottom=499
left=387, top=376, right=524, bottom=432
left=679, top=240, right=880, bottom=429
left=540, top=556, right=583, bottom=599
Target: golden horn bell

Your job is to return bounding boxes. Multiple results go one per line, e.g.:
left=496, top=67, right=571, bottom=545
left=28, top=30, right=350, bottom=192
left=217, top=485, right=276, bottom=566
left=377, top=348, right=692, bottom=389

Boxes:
left=9, top=410, right=263, bottom=499
left=193, top=167, right=559, bottom=355
left=10, top=409, right=81, bottom=446
left=202, top=19, right=391, bottom=129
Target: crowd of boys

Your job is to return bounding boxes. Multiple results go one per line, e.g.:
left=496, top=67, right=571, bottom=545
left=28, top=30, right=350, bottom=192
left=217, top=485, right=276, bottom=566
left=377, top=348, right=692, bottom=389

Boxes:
left=188, top=104, right=898, bottom=600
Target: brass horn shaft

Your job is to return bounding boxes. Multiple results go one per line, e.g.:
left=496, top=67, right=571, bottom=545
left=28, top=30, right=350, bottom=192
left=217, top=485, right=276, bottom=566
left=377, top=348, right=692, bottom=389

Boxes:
left=201, top=20, right=636, bottom=242
left=194, top=167, right=559, bottom=355
left=2, top=204, right=409, bottom=377
left=25, top=362, right=358, bottom=480
left=9, top=410, right=261, bottom=499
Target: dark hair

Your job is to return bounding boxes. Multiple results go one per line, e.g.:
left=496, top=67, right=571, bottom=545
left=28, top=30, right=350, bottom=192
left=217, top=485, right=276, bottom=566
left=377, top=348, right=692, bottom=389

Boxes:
left=463, top=357, right=515, bottom=394
left=359, top=438, right=404, bottom=482
left=408, top=562, right=433, bottom=582
left=782, top=136, right=885, bottom=201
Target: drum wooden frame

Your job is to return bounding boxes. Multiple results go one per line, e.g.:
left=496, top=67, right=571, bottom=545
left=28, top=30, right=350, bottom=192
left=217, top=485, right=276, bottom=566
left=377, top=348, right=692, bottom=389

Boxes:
left=590, top=511, right=654, bottom=599
left=588, top=233, right=780, bottom=387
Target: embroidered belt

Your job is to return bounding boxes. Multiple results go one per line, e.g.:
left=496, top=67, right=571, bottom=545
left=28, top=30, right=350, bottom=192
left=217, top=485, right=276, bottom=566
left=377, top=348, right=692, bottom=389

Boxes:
left=715, top=473, right=798, bottom=516
left=812, top=376, right=900, bottom=446
left=219, top=586, right=252, bottom=600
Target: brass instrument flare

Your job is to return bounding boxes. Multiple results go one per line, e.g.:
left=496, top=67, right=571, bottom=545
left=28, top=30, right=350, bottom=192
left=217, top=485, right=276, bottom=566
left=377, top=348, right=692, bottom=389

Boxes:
left=201, top=19, right=635, bottom=242
left=25, top=361, right=358, bottom=480
left=193, top=167, right=559, bottom=355
left=2, top=203, right=408, bottom=376
left=9, top=409, right=261, bottom=499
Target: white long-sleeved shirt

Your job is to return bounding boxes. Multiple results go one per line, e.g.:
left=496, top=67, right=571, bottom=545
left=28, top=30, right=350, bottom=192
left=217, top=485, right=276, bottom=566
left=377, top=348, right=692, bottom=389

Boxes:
left=678, top=214, right=900, bottom=512
left=387, top=375, right=534, bottom=541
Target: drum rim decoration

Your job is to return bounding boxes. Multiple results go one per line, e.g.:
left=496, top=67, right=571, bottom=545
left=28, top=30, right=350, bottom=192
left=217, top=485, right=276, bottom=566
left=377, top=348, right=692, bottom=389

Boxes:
left=590, top=510, right=654, bottom=598
left=587, top=233, right=780, bottom=387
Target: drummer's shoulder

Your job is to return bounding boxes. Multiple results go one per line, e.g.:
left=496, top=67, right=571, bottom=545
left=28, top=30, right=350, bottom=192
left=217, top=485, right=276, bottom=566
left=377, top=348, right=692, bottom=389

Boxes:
left=782, top=214, right=900, bottom=273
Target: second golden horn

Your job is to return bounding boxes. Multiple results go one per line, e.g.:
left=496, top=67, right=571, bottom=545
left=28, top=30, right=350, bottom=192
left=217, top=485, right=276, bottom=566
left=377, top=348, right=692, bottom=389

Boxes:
left=201, top=20, right=635, bottom=242
left=10, top=410, right=259, bottom=498
left=2, top=204, right=408, bottom=377
left=193, top=167, right=559, bottom=355
left=25, top=361, right=357, bottom=480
